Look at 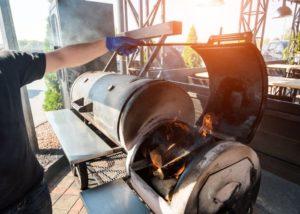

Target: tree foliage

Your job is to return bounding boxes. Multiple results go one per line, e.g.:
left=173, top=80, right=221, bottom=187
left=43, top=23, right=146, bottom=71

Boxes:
left=182, top=26, right=202, bottom=68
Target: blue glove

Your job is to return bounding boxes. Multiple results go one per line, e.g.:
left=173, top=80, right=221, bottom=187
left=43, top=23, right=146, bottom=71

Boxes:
left=106, top=36, right=143, bottom=56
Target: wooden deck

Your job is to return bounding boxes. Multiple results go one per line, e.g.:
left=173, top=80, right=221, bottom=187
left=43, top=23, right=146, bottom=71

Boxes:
left=49, top=169, right=86, bottom=214
left=48, top=167, right=300, bottom=214
left=48, top=151, right=127, bottom=214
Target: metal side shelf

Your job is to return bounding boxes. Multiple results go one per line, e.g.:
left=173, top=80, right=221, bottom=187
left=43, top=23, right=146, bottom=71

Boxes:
left=46, top=109, right=116, bottom=165
left=81, top=179, right=150, bottom=214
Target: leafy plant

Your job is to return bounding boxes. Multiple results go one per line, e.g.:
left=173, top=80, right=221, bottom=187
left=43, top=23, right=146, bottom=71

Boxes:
left=42, top=19, right=63, bottom=111
left=284, top=32, right=300, bottom=64
left=182, top=26, right=203, bottom=68
left=43, top=73, right=63, bottom=111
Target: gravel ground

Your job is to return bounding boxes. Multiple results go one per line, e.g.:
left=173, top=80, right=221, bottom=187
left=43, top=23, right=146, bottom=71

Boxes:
left=35, top=122, right=63, bottom=169
left=36, top=122, right=61, bottom=150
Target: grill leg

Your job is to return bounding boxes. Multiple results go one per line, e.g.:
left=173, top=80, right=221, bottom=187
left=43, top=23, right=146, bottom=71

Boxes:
left=74, top=162, right=88, bottom=190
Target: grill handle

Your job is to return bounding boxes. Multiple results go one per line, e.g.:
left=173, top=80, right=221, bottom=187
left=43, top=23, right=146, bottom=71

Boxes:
left=72, top=98, right=93, bottom=113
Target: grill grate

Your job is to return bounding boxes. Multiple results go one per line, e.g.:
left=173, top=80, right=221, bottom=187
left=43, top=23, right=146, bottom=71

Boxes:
left=87, top=152, right=127, bottom=187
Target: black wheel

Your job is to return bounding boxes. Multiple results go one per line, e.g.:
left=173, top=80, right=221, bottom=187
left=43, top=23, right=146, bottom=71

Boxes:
left=75, top=162, right=88, bottom=190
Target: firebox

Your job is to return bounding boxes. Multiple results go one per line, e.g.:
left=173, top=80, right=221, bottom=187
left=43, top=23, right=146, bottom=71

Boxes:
left=46, top=32, right=267, bottom=213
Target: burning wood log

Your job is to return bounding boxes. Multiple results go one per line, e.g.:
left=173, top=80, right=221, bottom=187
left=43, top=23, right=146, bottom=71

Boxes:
left=141, top=117, right=216, bottom=182
left=151, top=177, right=177, bottom=201
left=146, top=121, right=194, bottom=179
left=142, top=121, right=203, bottom=180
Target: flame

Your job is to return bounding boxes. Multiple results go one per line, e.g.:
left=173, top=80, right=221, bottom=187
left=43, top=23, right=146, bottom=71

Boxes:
left=148, top=121, right=194, bottom=180
left=199, top=113, right=213, bottom=137
left=174, top=122, right=190, bottom=133
left=150, top=147, right=187, bottom=180
left=150, top=149, right=162, bottom=169
left=150, top=149, right=165, bottom=179
left=174, top=162, right=186, bottom=179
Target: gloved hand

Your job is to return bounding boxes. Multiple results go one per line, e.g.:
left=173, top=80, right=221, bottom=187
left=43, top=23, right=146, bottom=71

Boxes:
left=106, top=36, right=143, bottom=56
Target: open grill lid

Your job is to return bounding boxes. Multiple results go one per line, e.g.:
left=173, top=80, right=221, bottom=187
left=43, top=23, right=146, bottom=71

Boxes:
left=192, top=36, right=267, bottom=143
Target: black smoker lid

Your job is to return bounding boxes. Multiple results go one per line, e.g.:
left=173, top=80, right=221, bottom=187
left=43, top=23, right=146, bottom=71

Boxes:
left=192, top=39, right=267, bottom=144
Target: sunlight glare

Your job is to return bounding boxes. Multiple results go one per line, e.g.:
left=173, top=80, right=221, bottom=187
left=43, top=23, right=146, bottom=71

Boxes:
left=167, top=0, right=242, bottom=42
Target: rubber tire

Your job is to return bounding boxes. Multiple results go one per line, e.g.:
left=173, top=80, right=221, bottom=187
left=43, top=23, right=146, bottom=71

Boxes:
left=75, top=163, right=88, bottom=190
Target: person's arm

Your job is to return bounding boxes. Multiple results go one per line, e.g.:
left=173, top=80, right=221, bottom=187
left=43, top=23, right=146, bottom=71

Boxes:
left=45, top=36, right=143, bottom=73
left=45, top=39, right=107, bottom=73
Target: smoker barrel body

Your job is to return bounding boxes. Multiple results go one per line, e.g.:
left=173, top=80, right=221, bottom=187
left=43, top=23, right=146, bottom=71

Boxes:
left=71, top=72, right=195, bottom=150
left=70, top=38, right=266, bottom=214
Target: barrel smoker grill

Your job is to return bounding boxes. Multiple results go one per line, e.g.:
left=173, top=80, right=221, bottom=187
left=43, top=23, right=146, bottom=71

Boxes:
left=70, top=39, right=267, bottom=213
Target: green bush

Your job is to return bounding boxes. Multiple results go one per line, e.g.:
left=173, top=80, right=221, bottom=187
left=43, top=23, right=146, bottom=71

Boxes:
left=182, top=26, right=203, bottom=68
left=43, top=73, right=63, bottom=111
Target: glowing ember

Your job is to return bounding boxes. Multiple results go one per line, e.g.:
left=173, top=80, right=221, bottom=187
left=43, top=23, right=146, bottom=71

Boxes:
left=150, top=149, right=165, bottom=179
left=174, top=162, right=186, bottom=179
left=166, top=143, right=176, bottom=151
left=145, top=121, right=195, bottom=180
left=153, top=168, right=164, bottom=180
left=150, top=146, right=187, bottom=180
left=199, top=113, right=213, bottom=137
left=150, top=149, right=162, bottom=169
left=174, top=122, right=191, bottom=133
